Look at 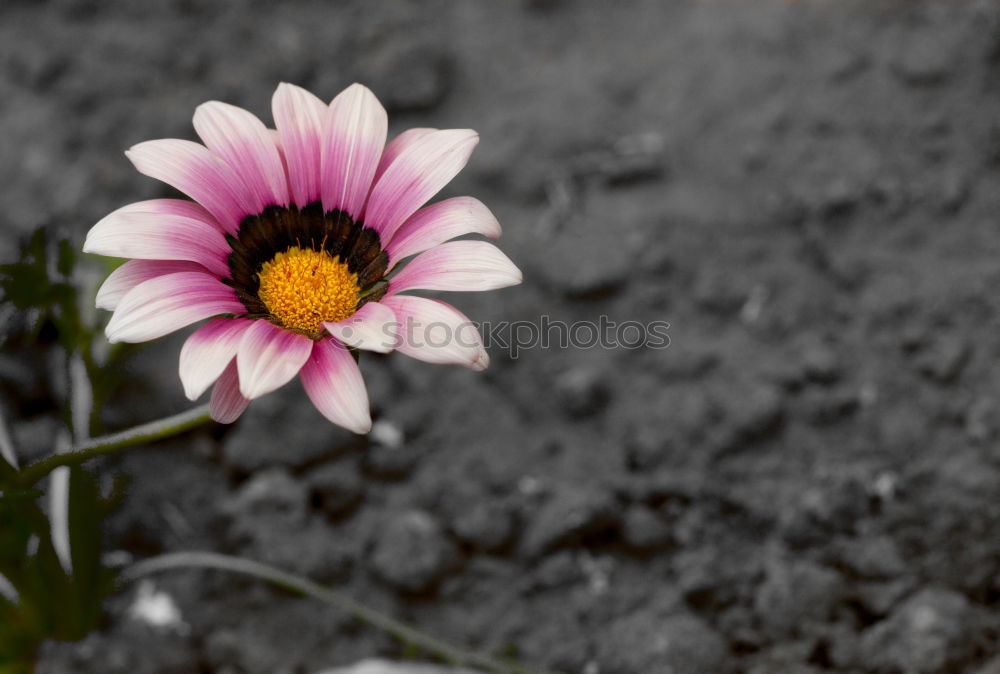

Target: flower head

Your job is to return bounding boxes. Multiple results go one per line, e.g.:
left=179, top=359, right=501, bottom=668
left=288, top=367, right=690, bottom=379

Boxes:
left=84, top=83, right=521, bottom=433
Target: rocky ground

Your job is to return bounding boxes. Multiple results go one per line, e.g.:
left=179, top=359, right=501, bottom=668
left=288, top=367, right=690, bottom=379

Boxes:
left=1, top=0, right=999, bottom=672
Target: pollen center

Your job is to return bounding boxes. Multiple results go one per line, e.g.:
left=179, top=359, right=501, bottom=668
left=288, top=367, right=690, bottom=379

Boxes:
left=257, top=246, right=360, bottom=334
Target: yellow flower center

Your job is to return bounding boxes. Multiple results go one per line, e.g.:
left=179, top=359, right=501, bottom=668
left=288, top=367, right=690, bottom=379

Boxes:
left=257, top=246, right=359, bottom=334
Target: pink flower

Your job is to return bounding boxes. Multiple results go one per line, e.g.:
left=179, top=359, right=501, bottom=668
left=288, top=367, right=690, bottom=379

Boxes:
left=84, top=83, right=521, bottom=433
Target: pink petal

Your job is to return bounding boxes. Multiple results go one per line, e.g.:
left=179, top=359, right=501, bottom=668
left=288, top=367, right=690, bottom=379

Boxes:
left=193, top=101, right=289, bottom=211
left=300, top=338, right=372, bottom=433
left=273, top=83, right=328, bottom=208
left=178, top=318, right=253, bottom=400
left=84, top=200, right=232, bottom=277
left=388, top=241, right=522, bottom=294
left=386, top=196, right=502, bottom=265
left=379, top=295, right=489, bottom=371
left=236, top=320, right=313, bottom=399
left=96, top=259, right=205, bottom=311
left=322, top=301, right=397, bottom=354
left=126, top=139, right=257, bottom=235
left=320, top=83, right=388, bottom=219
left=105, top=271, right=244, bottom=344
left=365, top=129, right=479, bottom=242
left=210, top=359, right=250, bottom=424
left=371, top=127, right=436, bottom=188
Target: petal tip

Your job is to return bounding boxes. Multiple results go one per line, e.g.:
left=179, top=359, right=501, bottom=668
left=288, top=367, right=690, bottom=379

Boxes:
left=470, top=349, right=490, bottom=371
left=351, top=416, right=373, bottom=434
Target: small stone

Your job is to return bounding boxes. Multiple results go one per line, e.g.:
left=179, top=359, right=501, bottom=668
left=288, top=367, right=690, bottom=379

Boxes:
left=306, top=460, right=364, bottom=519
left=371, top=510, right=460, bottom=593
left=370, top=419, right=404, bottom=449
left=240, top=518, right=355, bottom=582
left=821, top=178, right=861, bottom=218
left=451, top=500, right=516, bottom=553
left=554, top=367, right=610, bottom=418
left=596, top=612, right=730, bottom=674
left=753, top=556, right=845, bottom=639
left=220, top=470, right=354, bottom=580
left=781, top=478, right=872, bottom=547
left=620, top=505, right=673, bottom=551
left=826, top=51, right=871, bottom=83
left=224, top=468, right=308, bottom=529
left=854, top=579, right=915, bottom=617
left=916, top=336, right=971, bottom=383
left=362, top=444, right=421, bottom=480
left=965, top=396, right=998, bottom=442
left=519, top=484, right=617, bottom=558
left=602, top=132, right=668, bottom=186
left=693, top=269, right=746, bottom=315
left=833, top=535, right=907, bottom=579
left=890, top=33, right=957, bottom=87
left=715, top=383, right=785, bottom=453
left=859, top=587, right=990, bottom=674
left=521, top=550, right=585, bottom=592
left=800, top=388, right=859, bottom=426
left=801, top=343, right=841, bottom=384
left=717, top=605, right=763, bottom=651
left=937, top=169, right=969, bottom=214
left=622, top=425, right=675, bottom=472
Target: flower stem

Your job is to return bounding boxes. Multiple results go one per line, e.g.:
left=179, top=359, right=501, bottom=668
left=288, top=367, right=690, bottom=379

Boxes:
left=14, top=404, right=212, bottom=487
left=123, top=551, right=558, bottom=674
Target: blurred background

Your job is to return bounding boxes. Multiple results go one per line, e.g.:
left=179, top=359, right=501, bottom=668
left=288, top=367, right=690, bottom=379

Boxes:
left=2, top=0, right=999, bottom=672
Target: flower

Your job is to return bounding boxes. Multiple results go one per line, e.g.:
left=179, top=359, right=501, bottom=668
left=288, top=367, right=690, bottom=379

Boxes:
left=84, top=83, right=521, bottom=433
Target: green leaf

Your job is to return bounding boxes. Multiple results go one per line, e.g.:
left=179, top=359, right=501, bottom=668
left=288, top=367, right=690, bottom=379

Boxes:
left=0, top=226, right=85, bottom=353
left=0, top=229, right=53, bottom=310
left=56, top=239, right=76, bottom=278
left=66, top=467, right=103, bottom=632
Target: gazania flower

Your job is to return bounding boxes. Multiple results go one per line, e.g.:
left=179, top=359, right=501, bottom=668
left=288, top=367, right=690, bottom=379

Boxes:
left=84, top=83, right=521, bottom=433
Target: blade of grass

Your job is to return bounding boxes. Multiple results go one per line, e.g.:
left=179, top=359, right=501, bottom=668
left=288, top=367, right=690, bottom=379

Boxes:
left=123, top=551, right=559, bottom=674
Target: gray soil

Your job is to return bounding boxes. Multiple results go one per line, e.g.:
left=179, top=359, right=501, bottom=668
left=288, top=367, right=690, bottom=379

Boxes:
left=1, top=0, right=998, bottom=672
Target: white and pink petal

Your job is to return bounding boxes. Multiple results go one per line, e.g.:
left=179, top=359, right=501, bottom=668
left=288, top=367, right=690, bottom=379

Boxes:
left=272, top=83, right=327, bottom=208
left=236, top=320, right=313, bottom=399
left=95, top=259, right=205, bottom=311
left=210, top=359, right=251, bottom=424
left=125, top=139, right=256, bottom=235
left=371, top=127, right=436, bottom=188
left=388, top=240, right=522, bottom=294
left=178, top=318, right=253, bottom=400
left=84, top=199, right=232, bottom=277
left=386, top=196, right=501, bottom=264
left=365, top=129, right=479, bottom=242
left=379, top=295, right=489, bottom=371
left=322, top=301, right=397, bottom=354
left=300, top=338, right=372, bottom=434
left=193, top=101, right=289, bottom=211
left=320, top=84, right=388, bottom=219
left=105, top=272, right=244, bottom=344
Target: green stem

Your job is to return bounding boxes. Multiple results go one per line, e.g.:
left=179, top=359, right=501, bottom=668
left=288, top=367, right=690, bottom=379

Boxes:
left=15, top=404, right=212, bottom=487
left=123, top=551, right=557, bottom=674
